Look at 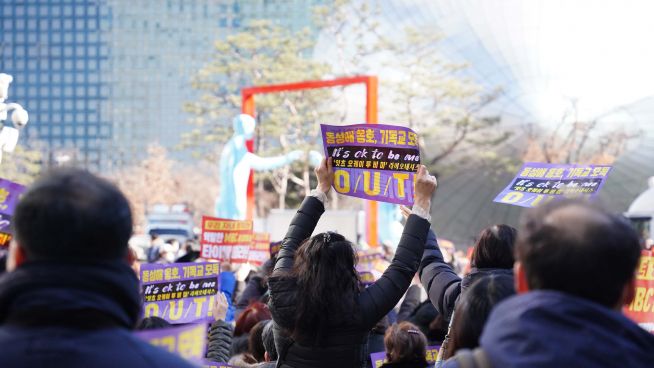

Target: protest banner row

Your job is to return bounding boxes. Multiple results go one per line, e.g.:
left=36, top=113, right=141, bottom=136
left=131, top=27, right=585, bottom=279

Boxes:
left=200, top=216, right=278, bottom=264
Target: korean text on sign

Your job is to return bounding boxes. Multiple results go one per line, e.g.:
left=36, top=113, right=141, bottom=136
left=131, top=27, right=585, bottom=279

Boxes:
left=493, top=162, right=612, bottom=208
left=201, top=216, right=253, bottom=263
left=141, top=262, right=220, bottom=324
left=321, top=123, right=420, bottom=206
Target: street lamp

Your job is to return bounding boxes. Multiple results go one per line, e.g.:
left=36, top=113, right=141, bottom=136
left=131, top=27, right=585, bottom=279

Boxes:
left=0, top=73, right=29, bottom=163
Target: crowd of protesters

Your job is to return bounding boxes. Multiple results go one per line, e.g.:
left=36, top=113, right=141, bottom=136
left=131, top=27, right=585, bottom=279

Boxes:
left=0, top=157, right=653, bottom=368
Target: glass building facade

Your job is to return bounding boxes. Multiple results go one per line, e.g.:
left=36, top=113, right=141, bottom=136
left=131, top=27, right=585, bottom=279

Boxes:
left=0, top=0, right=112, bottom=169
left=1, top=0, right=325, bottom=170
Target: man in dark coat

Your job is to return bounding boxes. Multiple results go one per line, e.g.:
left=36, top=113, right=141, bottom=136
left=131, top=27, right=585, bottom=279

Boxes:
left=445, top=199, right=654, bottom=367
left=0, top=169, right=196, bottom=368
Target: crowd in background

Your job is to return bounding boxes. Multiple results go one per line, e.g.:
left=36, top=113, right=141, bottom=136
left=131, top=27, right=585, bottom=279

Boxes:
left=0, top=159, right=653, bottom=368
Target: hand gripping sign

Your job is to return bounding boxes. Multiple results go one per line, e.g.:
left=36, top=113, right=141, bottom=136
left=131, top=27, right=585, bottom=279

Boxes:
left=321, top=123, right=420, bottom=206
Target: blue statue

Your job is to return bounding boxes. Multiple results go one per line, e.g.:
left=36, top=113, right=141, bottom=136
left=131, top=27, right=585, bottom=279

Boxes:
left=216, top=114, right=315, bottom=219
left=377, top=202, right=403, bottom=247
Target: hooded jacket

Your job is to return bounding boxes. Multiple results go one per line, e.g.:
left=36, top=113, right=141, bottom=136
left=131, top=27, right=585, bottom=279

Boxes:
left=268, top=196, right=430, bottom=368
left=444, top=290, right=654, bottom=368
left=0, top=260, right=196, bottom=368
left=419, top=230, right=513, bottom=321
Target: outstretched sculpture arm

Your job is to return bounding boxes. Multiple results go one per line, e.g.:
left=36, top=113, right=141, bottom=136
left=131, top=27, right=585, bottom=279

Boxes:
left=246, top=150, right=303, bottom=171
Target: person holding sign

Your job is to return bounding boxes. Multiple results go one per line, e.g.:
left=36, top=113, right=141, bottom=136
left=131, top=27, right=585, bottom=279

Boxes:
left=268, top=157, right=437, bottom=368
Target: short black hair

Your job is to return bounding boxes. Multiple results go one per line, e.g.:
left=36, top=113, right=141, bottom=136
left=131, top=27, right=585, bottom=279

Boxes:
left=13, top=169, right=132, bottom=261
left=516, top=199, right=641, bottom=308
left=471, top=224, right=516, bottom=269
left=136, top=316, right=171, bottom=330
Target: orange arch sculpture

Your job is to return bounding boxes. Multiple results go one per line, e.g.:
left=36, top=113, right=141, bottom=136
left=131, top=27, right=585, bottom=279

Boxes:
left=241, top=75, right=379, bottom=246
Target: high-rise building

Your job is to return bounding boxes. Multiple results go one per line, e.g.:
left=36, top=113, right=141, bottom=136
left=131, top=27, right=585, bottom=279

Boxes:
left=1, top=0, right=327, bottom=171
left=0, top=0, right=112, bottom=169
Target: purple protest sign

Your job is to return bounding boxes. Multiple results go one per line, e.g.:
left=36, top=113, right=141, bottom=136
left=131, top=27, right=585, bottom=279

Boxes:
left=135, top=322, right=207, bottom=362
left=141, top=262, right=220, bottom=324
left=321, top=124, right=420, bottom=206
left=493, top=162, right=612, bottom=208
left=0, top=178, right=26, bottom=247
left=370, top=345, right=440, bottom=367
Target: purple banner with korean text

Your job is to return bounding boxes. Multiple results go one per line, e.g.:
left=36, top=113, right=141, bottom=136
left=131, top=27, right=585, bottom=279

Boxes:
left=370, top=345, right=440, bottom=368
left=493, top=162, right=612, bottom=208
left=135, top=322, right=207, bottom=362
left=141, top=262, right=220, bottom=324
left=321, top=124, right=420, bottom=206
left=0, top=178, right=26, bottom=247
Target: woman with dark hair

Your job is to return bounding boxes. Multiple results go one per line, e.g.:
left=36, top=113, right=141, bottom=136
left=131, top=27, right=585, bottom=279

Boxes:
left=419, top=224, right=516, bottom=322
left=268, top=158, right=437, bottom=368
left=443, top=274, right=515, bottom=364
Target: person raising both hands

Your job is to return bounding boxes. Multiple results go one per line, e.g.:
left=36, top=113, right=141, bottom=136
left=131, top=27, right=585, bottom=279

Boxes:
left=268, top=158, right=437, bottom=368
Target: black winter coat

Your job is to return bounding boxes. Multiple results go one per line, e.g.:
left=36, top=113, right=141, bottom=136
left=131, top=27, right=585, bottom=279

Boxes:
left=206, top=319, right=234, bottom=363
left=419, top=229, right=513, bottom=321
left=268, top=196, right=430, bottom=368
left=0, top=261, right=196, bottom=368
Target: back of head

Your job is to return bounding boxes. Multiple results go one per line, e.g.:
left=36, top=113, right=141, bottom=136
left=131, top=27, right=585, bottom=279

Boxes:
left=248, top=319, right=270, bottom=362
left=13, top=168, right=132, bottom=261
left=471, top=225, right=516, bottom=269
left=517, top=199, right=641, bottom=308
left=384, top=321, right=427, bottom=365
left=447, top=274, right=515, bottom=358
left=291, top=231, right=360, bottom=342
left=136, top=316, right=171, bottom=330
left=235, top=301, right=271, bottom=336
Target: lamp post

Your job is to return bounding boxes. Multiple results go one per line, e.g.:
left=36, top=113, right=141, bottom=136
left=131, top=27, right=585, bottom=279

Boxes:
left=0, top=73, right=29, bottom=164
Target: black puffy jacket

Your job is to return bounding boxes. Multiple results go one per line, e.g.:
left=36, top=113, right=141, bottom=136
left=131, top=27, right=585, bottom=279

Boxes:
left=268, top=196, right=430, bottom=368
left=206, top=319, right=234, bottom=364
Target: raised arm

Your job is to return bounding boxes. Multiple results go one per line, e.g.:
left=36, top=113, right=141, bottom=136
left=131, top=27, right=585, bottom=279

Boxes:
left=419, top=228, right=462, bottom=321
left=247, top=150, right=302, bottom=171
left=359, top=165, right=437, bottom=328
left=272, top=158, right=333, bottom=275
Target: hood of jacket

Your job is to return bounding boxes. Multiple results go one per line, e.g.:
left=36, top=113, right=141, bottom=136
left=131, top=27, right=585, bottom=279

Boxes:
left=460, top=268, right=513, bottom=292
left=480, top=290, right=654, bottom=368
left=0, top=260, right=141, bottom=329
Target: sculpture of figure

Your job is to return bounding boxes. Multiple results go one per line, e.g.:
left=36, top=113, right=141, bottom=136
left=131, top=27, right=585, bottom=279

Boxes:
left=215, top=114, right=303, bottom=219
left=378, top=202, right=404, bottom=248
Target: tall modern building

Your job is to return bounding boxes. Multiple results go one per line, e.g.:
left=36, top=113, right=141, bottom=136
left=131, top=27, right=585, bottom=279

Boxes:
left=0, top=0, right=112, bottom=169
left=1, top=0, right=327, bottom=171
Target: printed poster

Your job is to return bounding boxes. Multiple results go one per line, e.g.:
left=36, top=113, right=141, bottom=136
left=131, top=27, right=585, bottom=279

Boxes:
left=135, top=322, right=207, bottom=362
left=0, top=178, right=26, bottom=247
left=201, top=216, right=253, bottom=263
left=248, top=232, right=271, bottom=266
left=321, top=124, right=420, bottom=206
left=141, top=262, right=220, bottom=324
left=270, top=241, right=282, bottom=259
left=493, top=162, right=612, bottom=208
left=625, top=250, right=654, bottom=333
